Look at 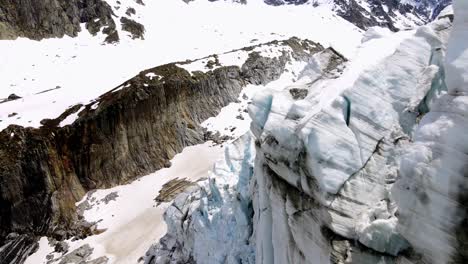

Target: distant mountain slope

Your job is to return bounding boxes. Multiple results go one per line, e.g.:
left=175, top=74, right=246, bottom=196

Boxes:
left=187, top=0, right=452, bottom=31
left=0, top=0, right=451, bottom=42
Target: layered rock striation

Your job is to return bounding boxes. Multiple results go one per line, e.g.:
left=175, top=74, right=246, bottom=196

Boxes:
left=0, top=38, right=322, bottom=263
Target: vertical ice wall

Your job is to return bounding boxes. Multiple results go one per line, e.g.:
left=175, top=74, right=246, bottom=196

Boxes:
left=249, top=11, right=453, bottom=264
left=393, top=1, right=468, bottom=263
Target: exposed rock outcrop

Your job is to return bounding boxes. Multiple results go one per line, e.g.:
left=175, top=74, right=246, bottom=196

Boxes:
left=120, top=17, right=144, bottom=39
left=0, top=0, right=119, bottom=42
left=0, top=38, right=322, bottom=263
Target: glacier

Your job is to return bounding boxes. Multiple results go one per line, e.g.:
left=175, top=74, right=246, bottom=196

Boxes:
left=393, top=0, right=468, bottom=262
left=144, top=3, right=468, bottom=264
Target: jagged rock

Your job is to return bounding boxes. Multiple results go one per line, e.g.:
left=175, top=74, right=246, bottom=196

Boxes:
left=54, top=241, right=69, bottom=253
left=0, top=0, right=117, bottom=40
left=0, top=38, right=323, bottom=262
left=0, top=234, right=38, bottom=264
left=120, top=17, right=145, bottom=39
left=125, top=7, right=136, bottom=16
left=7, top=94, right=21, bottom=101
left=57, top=244, right=108, bottom=264
left=288, top=87, right=308, bottom=100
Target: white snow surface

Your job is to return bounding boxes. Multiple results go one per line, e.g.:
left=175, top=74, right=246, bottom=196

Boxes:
left=0, top=0, right=362, bottom=131
left=25, top=142, right=224, bottom=264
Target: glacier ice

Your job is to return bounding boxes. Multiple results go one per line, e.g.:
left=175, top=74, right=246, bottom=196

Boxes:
left=249, top=10, right=453, bottom=264
left=392, top=1, right=468, bottom=263
left=144, top=134, right=256, bottom=264
left=144, top=4, right=468, bottom=264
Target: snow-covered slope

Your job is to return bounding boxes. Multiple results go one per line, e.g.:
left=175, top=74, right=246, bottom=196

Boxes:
left=187, top=0, right=451, bottom=31
left=0, top=0, right=362, bottom=132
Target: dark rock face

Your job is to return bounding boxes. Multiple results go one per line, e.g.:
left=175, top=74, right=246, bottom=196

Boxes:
left=0, top=0, right=118, bottom=41
left=120, top=17, right=145, bottom=39
left=0, top=38, right=321, bottom=263
left=0, top=234, right=38, bottom=264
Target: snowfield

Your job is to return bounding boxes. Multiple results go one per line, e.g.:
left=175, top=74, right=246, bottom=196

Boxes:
left=0, top=0, right=362, bottom=131
left=25, top=142, right=224, bottom=264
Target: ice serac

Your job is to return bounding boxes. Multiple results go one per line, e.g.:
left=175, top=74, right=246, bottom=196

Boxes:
left=145, top=133, right=256, bottom=264
left=392, top=0, right=468, bottom=263
left=142, top=40, right=345, bottom=264
left=249, top=12, right=452, bottom=263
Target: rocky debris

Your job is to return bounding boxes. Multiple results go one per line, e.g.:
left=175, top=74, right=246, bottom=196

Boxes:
left=102, top=26, right=120, bottom=43
left=101, top=192, right=119, bottom=205
left=288, top=87, right=308, bottom=100
left=0, top=94, right=22, bottom=104
left=0, top=234, right=39, bottom=264
left=0, top=0, right=118, bottom=41
left=7, top=94, right=21, bottom=101
left=36, top=86, right=62, bottom=95
left=7, top=112, right=17, bottom=117
left=54, top=241, right=69, bottom=253
left=120, top=17, right=145, bottom=39
left=125, top=7, right=136, bottom=16
left=204, top=130, right=233, bottom=144
left=154, top=178, right=197, bottom=206
left=55, top=244, right=108, bottom=264
left=205, top=55, right=221, bottom=69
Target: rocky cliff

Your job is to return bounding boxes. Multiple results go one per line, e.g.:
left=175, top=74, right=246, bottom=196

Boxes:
left=0, top=0, right=145, bottom=42
left=0, top=38, right=323, bottom=264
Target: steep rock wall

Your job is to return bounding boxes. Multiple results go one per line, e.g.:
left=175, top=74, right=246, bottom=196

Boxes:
left=0, top=38, right=322, bottom=263
left=0, top=0, right=119, bottom=41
